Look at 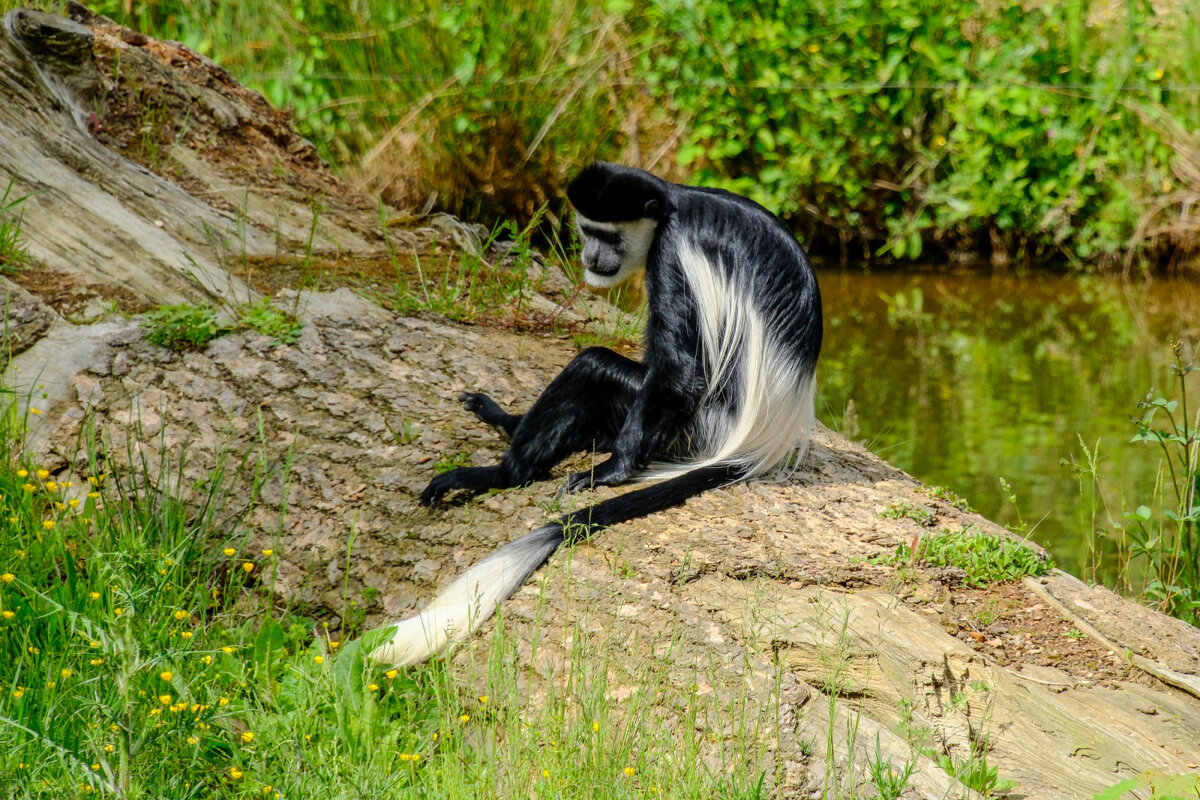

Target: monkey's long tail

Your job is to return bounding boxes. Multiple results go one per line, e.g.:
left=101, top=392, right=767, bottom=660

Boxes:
left=370, top=465, right=740, bottom=666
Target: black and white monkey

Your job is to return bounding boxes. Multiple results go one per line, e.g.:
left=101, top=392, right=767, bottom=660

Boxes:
left=371, top=162, right=822, bottom=665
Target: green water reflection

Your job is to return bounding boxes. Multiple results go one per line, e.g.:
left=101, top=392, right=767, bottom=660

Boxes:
left=815, top=268, right=1200, bottom=580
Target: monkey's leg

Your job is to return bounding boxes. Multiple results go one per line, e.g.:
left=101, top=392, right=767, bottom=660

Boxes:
left=421, top=348, right=645, bottom=505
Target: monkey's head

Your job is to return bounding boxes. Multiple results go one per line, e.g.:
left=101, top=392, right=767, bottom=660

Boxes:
left=567, top=162, right=666, bottom=288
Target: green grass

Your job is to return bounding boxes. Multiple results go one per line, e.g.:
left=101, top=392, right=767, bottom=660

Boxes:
left=0, top=178, right=32, bottom=275
left=875, top=525, right=1052, bottom=587
left=0, top=392, right=796, bottom=798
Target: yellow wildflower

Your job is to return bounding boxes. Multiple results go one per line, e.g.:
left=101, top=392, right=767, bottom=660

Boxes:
left=60, top=668, right=73, bottom=679
left=45, top=482, right=57, bottom=491
left=368, top=683, right=379, bottom=691
left=173, top=610, right=188, bottom=620
left=478, top=695, right=488, bottom=704
left=104, top=744, right=114, bottom=753
left=69, top=498, right=80, bottom=508
left=43, top=520, right=55, bottom=532
left=241, top=731, right=255, bottom=744
left=218, top=697, right=230, bottom=706
left=261, top=549, right=274, bottom=556
left=16, top=470, right=27, bottom=478
left=230, top=767, right=243, bottom=779
left=222, top=646, right=236, bottom=654
left=385, top=669, right=398, bottom=680
left=1, top=573, right=14, bottom=583
left=12, top=687, right=24, bottom=698
left=159, top=695, right=171, bottom=705
left=201, top=655, right=212, bottom=665
left=180, top=631, right=193, bottom=639
left=223, top=547, right=236, bottom=557
left=313, top=655, right=324, bottom=664
left=187, top=736, right=199, bottom=745
left=88, top=591, right=100, bottom=600
left=160, top=671, right=173, bottom=682
left=400, top=753, right=411, bottom=762
left=1, top=611, right=13, bottom=620
left=624, top=767, right=636, bottom=777
left=593, top=721, right=599, bottom=732
left=242, top=562, right=254, bottom=573
left=90, top=658, right=104, bottom=666
left=460, top=714, right=470, bottom=723
left=36, top=470, right=48, bottom=480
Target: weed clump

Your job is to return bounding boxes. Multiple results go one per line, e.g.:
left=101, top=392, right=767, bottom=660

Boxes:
left=876, top=525, right=1052, bottom=587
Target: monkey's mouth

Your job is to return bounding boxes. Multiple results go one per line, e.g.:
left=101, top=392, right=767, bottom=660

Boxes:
left=586, top=262, right=620, bottom=276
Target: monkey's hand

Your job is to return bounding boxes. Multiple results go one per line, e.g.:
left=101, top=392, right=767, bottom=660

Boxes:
left=420, top=465, right=500, bottom=506
left=562, top=458, right=632, bottom=495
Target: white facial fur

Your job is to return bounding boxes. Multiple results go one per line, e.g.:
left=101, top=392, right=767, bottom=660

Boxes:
left=575, top=214, right=658, bottom=288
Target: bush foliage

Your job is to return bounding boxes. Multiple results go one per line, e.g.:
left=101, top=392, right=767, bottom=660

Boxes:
left=70, top=0, right=1200, bottom=266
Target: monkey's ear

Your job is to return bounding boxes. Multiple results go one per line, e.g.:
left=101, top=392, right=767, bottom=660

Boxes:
left=643, top=199, right=660, bottom=217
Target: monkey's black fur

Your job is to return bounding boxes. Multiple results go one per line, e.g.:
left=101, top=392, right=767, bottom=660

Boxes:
left=422, top=163, right=821, bottom=505
left=375, top=163, right=820, bottom=665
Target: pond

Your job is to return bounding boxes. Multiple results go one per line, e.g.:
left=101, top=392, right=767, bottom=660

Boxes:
left=815, top=267, right=1200, bottom=582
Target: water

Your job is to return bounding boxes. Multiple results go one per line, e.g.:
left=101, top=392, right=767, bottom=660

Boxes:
left=814, top=268, right=1200, bottom=580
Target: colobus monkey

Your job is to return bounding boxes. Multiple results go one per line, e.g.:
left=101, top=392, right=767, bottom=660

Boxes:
left=372, top=162, right=822, bottom=665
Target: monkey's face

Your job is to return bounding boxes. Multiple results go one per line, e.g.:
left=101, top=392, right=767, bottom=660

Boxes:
left=576, top=215, right=657, bottom=288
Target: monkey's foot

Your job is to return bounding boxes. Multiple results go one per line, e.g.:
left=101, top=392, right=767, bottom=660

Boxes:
left=459, top=392, right=520, bottom=438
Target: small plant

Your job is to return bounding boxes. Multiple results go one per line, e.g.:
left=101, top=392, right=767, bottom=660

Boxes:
left=237, top=298, right=303, bottom=344
left=432, top=452, right=471, bottom=474
left=875, top=525, right=1052, bottom=587
left=938, top=743, right=1017, bottom=797
left=141, top=302, right=232, bottom=349
left=0, top=178, right=32, bottom=274
left=866, top=734, right=917, bottom=800
left=925, top=485, right=974, bottom=512
left=880, top=501, right=933, bottom=526
left=1094, top=771, right=1200, bottom=800
left=1122, top=342, right=1200, bottom=624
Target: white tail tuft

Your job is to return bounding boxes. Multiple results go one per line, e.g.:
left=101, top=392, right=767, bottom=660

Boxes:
left=370, top=525, right=564, bottom=666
